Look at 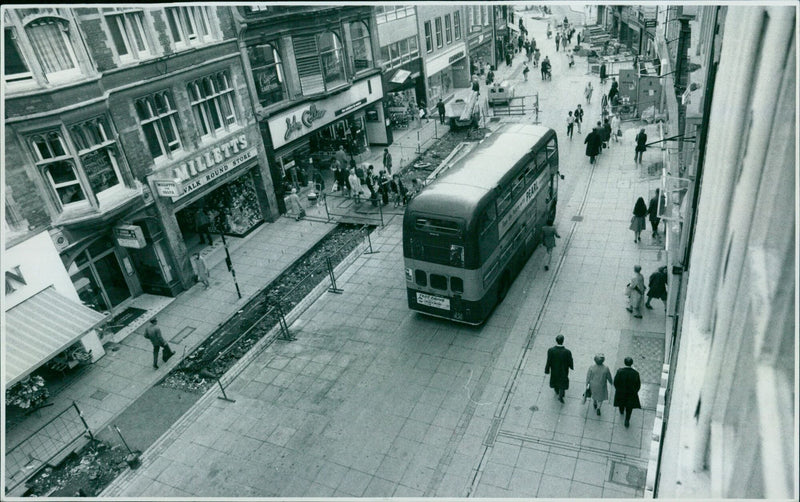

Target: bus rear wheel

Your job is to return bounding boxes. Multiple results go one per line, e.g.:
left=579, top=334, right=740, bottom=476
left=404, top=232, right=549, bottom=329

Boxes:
left=497, top=272, right=511, bottom=303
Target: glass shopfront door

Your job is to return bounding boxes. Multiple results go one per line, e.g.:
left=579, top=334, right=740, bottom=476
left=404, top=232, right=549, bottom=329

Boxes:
left=68, top=235, right=132, bottom=312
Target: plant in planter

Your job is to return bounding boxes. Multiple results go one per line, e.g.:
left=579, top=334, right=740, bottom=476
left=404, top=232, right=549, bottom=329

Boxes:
left=6, top=375, right=50, bottom=409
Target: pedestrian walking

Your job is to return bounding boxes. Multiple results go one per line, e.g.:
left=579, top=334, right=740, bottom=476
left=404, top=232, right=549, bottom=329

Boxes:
left=574, top=104, right=583, bottom=133
left=378, top=170, right=390, bottom=206
left=523, top=62, right=530, bottom=81
left=566, top=111, right=575, bottom=140
left=584, top=81, right=593, bottom=103
left=599, top=63, right=608, bottom=84
left=545, top=335, right=573, bottom=403
left=382, top=148, right=393, bottom=174
left=541, top=220, right=561, bottom=270
left=144, top=318, right=174, bottom=370
left=648, top=188, right=663, bottom=236
left=540, top=56, right=551, bottom=80
left=601, top=118, right=612, bottom=149
left=630, top=197, right=648, bottom=242
left=348, top=169, right=362, bottom=204
left=335, top=145, right=348, bottom=168
left=584, top=125, right=602, bottom=164
left=610, top=114, right=621, bottom=143
left=635, top=128, right=648, bottom=163
left=645, top=266, right=669, bottom=310
left=288, top=188, right=305, bottom=220
left=191, top=252, right=210, bottom=288
left=437, top=99, right=446, bottom=124
left=577, top=32, right=581, bottom=46
left=555, top=32, right=560, bottom=52
left=194, top=207, right=214, bottom=246
left=608, top=78, right=619, bottom=105
left=625, top=265, right=646, bottom=318
left=568, top=50, right=575, bottom=68
left=585, top=354, right=613, bottom=415
left=613, top=357, right=642, bottom=428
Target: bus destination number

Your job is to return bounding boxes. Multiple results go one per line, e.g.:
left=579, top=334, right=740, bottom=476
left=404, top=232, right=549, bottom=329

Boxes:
left=416, top=292, right=451, bottom=310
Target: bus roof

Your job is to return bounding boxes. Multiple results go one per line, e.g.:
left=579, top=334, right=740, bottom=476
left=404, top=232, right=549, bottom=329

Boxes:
left=409, top=124, right=553, bottom=220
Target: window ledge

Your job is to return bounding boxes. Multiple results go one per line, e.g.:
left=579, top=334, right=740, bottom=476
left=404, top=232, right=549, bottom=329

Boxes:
left=55, top=186, right=142, bottom=227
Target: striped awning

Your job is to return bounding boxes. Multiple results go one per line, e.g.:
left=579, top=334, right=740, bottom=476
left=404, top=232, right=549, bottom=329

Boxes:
left=4, top=287, right=106, bottom=386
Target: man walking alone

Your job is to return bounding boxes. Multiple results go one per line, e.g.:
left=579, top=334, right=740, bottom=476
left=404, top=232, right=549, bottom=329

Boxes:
left=545, top=335, right=574, bottom=403
left=613, top=357, right=642, bottom=428
left=144, top=318, right=174, bottom=370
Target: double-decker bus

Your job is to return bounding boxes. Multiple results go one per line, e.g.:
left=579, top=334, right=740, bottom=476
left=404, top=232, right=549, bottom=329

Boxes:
left=403, top=124, right=560, bottom=324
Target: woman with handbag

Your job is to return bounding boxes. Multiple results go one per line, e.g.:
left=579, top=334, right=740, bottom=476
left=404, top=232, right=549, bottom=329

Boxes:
left=585, top=354, right=613, bottom=415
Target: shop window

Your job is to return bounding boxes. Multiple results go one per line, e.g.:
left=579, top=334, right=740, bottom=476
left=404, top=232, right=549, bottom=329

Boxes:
left=68, top=116, right=123, bottom=197
left=454, top=11, right=462, bottom=39
left=349, top=21, right=372, bottom=72
left=24, top=17, right=81, bottom=83
left=424, top=21, right=432, bottom=52
left=188, top=71, right=238, bottom=139
left=4, top=28, right=33, bottom=85
left=292, top=31, right=346, bottom=96
left=247, top=42, right=285, bottom=107
left=28, top=130, right=88, bottom=210
left=444, top=15, right=452, bottom=44
left=68, top=235, right=131, bottom=312
left=435, top=17, right=443, bottom=48
left=104, top=8, right=151, bottom=63
left=135, top=91, right=182, bottom=161
left=164, top=6, right=215, bottom=49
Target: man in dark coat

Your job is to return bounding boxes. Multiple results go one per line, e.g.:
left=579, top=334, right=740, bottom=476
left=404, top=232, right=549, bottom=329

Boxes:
left=145, top=318, right=174, bottom=370
left=648, top=188, right=663, bottom=236
left=437, top=99, right=446, bottom=124
left=584, top=125, right=602, bottom=164
left=545, top=335, right=573, bottom=402
left=646, top=266, right=668, bottom=310
left=613, top=357, right=642, bottom=427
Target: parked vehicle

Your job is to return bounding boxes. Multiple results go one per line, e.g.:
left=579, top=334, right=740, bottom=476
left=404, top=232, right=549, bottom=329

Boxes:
left=488, top=81, right=516, bottom=106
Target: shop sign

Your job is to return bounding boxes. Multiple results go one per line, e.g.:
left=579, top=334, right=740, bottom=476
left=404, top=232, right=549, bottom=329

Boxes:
left=154, top=179, right=182, bottom=197
left=448, top=50, right=465, bottom=64
left=173, top=147, right=257, bottom=200
left=114, top=225, right=146, bottom=249
left=335, top=98, right=367, bottom=117
left=267, top=75, right=383, bottom=150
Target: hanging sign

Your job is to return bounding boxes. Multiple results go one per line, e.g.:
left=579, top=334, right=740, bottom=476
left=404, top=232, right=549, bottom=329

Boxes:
left=114, top=225, right=146, bottom=249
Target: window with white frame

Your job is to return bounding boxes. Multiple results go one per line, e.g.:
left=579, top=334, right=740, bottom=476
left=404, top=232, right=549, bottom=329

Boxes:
left=424, top=21, right=432, bottom=53
left=247, top=42, right=285, bottom=107
left=292, top=31, right=346, bottom=95
left=435, top=17, right=443, bottom=48
left=104, top=8, right=151, bottom=62
left=24, top=17, right=80, bottom=82
left=454, top=11, right=462, bottom=39
left=445, top=14, right=452, bottom=44
left=134, top=91, right=182, bottom=160
left=165, top=6, right=214, bottom=49
left=29, top=130, right=87, bottom=209
left=349, top=21, right=372, bottom=72
left=4, top=28, right=33, bottom=84
left=69, top=116, right=123, bottom=196
left=188, top=71, right=238, bottom=139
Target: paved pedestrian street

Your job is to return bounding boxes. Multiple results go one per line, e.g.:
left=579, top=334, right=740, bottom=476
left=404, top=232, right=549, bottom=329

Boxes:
left=103, top=8, right=666, bottom=498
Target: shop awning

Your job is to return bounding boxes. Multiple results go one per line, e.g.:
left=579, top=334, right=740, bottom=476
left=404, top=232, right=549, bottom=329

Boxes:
left=508, top=23, right=520, bottom=33
left=390, top=69, right=411, bottom=84
left=4, top=287, right=106, bottom=386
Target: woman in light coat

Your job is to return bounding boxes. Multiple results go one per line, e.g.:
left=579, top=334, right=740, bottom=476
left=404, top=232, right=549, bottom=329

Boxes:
left=348, top=169, right=362, bottom=204
left=610, top=114, right=621, bottom=143
left=586, top=354, right=613, bottom=415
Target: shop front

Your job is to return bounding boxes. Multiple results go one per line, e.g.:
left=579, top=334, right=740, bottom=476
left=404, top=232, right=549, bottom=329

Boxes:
left=149, top=129, right=274, bottom=285
left=424, top=43, right=470, bottom=106
left=382, top=58, right=425, bottom=132
left=468, top=32, right=494, bottom=74
left=263, top=74, right=386, bottom=212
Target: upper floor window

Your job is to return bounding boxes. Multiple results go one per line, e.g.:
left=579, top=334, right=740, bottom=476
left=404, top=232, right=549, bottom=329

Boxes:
left=25, top=17, right=80, bottom=82
left=29, top=130, right=87, bottom=210
left=424, top=21, right=432, bottom=53
left=435, top=17, right=443, bottom=48
left=188, top=71, right=238, bottom=139
left=454, top=11, right=462, bottom=39
left=445, top=15, right=453, bottom=44
left=165, top=6, right=214, bottom=49
left=379, top=35, right=419, bottom=71
left=292, top=31, right=346, bottom=95
left=104, top=8, right=151, bottom=63
left=247, top=42, right=285, bottom=107
left=4, top=28, right=33, bottom=84
left=134, top=91, right=182, bottom=161
left=69, top=116, right=123, bottom=196
left=375, top=6, right=414, bottom=24
left=349, top=21, right=372, bottom=72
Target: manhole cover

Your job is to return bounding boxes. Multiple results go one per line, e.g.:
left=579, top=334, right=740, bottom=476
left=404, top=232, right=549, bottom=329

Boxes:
left=571, top=215, right=584, bottom=221
left=609, top=460, right=646, bottom=488
left=90, top=390, right=109, bottom=401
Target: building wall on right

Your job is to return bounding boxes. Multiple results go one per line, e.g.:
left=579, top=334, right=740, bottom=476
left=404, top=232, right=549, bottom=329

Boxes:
left=657, top=5, right=796, bottom=499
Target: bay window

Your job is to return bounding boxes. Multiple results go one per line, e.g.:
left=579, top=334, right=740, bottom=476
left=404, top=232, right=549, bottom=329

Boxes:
left=247, top=42, right=285, bottom=107
left=29, top=131, right=87, bottom=209
left=188, top=71, right=238, bottom=139
left=135, top=91, right=182, bottom=160
left=69, top=117, right=123, bottom=196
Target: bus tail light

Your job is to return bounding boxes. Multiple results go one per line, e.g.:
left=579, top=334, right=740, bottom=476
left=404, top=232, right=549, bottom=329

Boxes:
left=405, top=268, right=413, bottom=281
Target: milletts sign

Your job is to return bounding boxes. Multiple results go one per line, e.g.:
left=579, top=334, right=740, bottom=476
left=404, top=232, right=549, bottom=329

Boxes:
left=152, top=134, right=257, bottom=200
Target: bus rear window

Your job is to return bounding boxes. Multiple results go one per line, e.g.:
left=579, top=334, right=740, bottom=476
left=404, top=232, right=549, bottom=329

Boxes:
left=415, top=217, right=461, bottom=236
left=415, top=270, right=427, bottom=286
left=430, top=274, right=447, bottom=290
